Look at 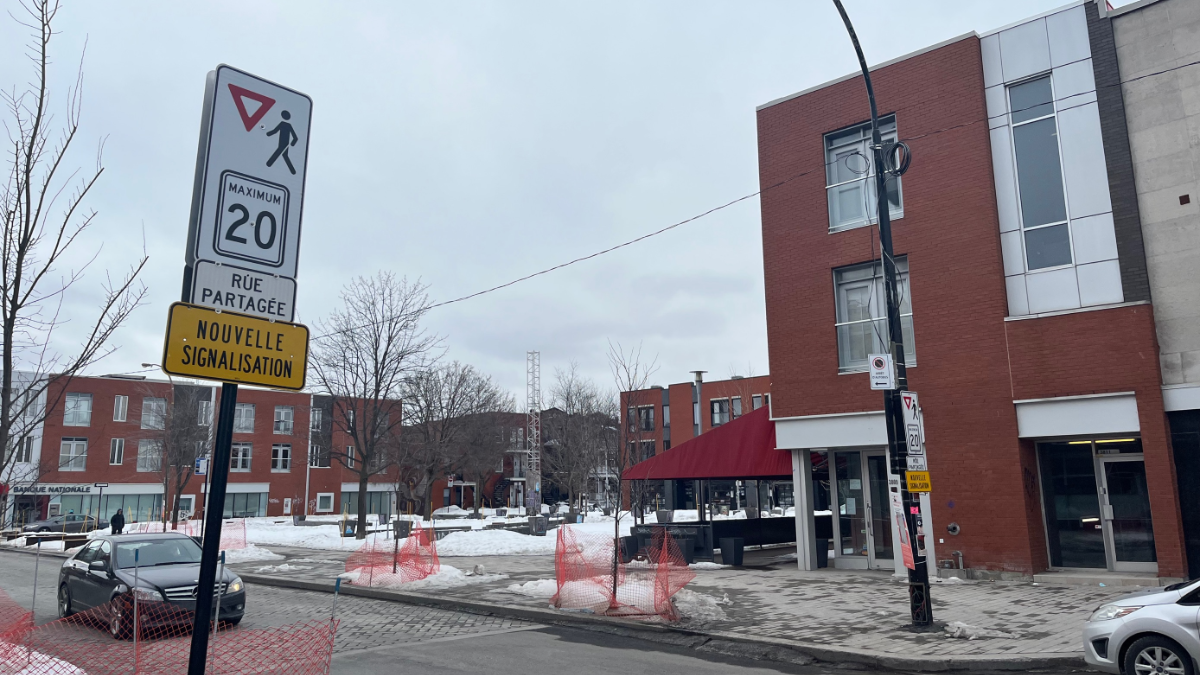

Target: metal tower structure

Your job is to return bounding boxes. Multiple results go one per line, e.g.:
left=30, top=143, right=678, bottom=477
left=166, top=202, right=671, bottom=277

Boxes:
left=525, top=351, right=542, bottom=514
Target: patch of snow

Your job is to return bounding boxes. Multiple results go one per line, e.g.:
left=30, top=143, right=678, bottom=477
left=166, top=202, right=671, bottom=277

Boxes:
left=0, top=646, right=87, bottom=674
left=223, top=544, right=284, bottom=564
left=499, top=579, right=558, bottom=599
left=435, top=529, right=557, bottom=557
left=253, top=563, right=312, bottom=574
left=432, top=505, right=470, bottom=518
left=244, top=519, right=363, bottom=551
left=398, top=566, right=507, bottom=591
left=1, top=537, right=27, bottom=548
left=934, top=576, right=969, bottom=584
left=944, top=621, right=1018, bottom=640
left=689, top=562, right=727, bottom=570
left=673, top=589, right=729, bottom=623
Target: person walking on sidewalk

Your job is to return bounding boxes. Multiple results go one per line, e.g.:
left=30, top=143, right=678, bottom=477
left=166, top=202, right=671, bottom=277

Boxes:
left=110, top=508, right=124, bottom=535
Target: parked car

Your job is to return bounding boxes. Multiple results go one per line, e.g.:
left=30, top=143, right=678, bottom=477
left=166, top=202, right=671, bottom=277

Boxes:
left=23, top=514, right=99, bottom=533
left=57, top=532, right=245, bottom=639
left=1083, top=577, right=1200, bottom=674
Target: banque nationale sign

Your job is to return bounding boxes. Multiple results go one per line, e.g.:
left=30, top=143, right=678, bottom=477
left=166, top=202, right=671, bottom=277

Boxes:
left=10, top=484, right=93, bottom=494
left=161, top=302, right=308, bottom=390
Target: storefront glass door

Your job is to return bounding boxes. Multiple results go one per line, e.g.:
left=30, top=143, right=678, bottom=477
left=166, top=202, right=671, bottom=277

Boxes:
left=1100, top=457, right=1157, bottom=572
left=832, top=450, right=893, bottom=570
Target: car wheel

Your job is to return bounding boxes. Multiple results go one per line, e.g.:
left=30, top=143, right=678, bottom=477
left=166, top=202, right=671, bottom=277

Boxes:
left=58, top=584, right=73, bottom=618
left=226, top=616, right=242, bottom=627
left=1124, top=635, right=1194, bottom=675
left=109, top=597, right=133, bottom=640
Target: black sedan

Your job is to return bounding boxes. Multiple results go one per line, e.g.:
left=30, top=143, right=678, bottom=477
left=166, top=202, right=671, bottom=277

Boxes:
left=57, top=532, right=245, bottom=639
left=23, top=514, right=99, bottom=533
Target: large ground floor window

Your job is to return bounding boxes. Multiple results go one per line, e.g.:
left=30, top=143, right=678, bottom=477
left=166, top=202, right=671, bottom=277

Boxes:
left=56, top=493, right=163, bottom=524
left=341, top=491, right=394, bottom=518
left=222, top=492, right=267, bottom=518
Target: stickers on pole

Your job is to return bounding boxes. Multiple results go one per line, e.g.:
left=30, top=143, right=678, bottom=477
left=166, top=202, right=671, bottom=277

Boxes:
left=889, top=476, right=915, bottom=571
left=161, top=303, right=309, bottom=391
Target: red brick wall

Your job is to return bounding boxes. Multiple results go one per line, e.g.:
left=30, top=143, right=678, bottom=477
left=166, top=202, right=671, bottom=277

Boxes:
left=756, top=36, right=1179, bottom=575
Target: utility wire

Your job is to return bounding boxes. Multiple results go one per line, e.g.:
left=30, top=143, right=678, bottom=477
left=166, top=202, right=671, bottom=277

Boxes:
left=312, top=55, right=1200, bottom=342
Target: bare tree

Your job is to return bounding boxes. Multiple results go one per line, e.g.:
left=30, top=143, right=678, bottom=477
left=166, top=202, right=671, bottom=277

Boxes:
left=606, top=340, right=657, bottom=598
left=402, top=361, right=506, bottom=520
left=140, top=384, right=212, bottom=528
left=309, top=273, right=440, bottom=538
left=542, top=362, right=610, bottom=518
left=453, top=392, right=517, bottom=516
left=0, top=0, right=148, bottom=526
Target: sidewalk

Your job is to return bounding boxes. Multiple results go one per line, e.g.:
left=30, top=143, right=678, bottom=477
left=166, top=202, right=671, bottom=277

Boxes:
left=229, top=543, right=1136, bottom=671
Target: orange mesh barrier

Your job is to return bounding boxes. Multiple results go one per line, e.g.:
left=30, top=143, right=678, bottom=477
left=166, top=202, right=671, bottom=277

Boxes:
left=552, top=525, right=695, bottom=621
left=218, top=519, right=247, bottom=551
left=0, top=587, right=336, bottom=675
left=344, top=520, right=440, bottom=587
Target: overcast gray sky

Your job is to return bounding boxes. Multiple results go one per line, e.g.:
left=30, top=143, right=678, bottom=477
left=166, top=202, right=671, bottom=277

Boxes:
left=0, top=0, right=1110, bottom=400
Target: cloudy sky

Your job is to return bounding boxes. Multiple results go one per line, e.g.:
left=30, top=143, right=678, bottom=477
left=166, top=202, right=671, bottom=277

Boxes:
left=0, top=0, right=1117, bottom=400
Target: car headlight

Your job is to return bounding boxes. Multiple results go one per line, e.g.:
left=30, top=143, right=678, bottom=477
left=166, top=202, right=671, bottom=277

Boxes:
left=228, top=578, right=243, bottom=593
left=132, top=587, right=163, bottom=602
left=1089, top=604, right=1141, bottom=622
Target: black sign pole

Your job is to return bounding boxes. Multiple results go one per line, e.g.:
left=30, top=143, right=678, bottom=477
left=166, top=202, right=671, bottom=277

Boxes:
left=187, top=381, right=237, bottom=674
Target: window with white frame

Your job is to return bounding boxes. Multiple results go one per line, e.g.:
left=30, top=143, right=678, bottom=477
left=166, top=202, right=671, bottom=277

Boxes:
left=637, top=406, right=654, bottom=432
left=834, top=258, right=915, bottom=372
left=825, top=115, right=903, bottom=232
left=141, top=397, right=167, bottom=430
left=113, top=395, right=128, bottom=422
left=15, top=437, right=33, bottom=463
left=230, top=443, right=252, bottom=471
left=110, top=438, right=125, bottom=465
left=710, top=399, right=730, bottom=427
left=274, top=406, right=294, bottom=434
left=315, top=493, right=334, bottom=512
left=627, top=440, right=655, bottom=462
left=1008, top=75, right=1072, bottom=271
left=752, top=394, right=763, bottom=410
left=271, top=443, right=291, bottom=471
left=731, top=397, right=743, bottom=419
left=137, top=439, right=162, bottom=472
left=308, top=444, right=330, bottom=468
left=233, top=403, right=255, bottom=433
left=59, top=438, right=87, bottom=471
left=346, top=446, right=355, bottom=469
left=310, top=408, right=323, bottom=431
left=64, top=393, right=92, bottom=427
left=198, top=400, right=212, bottom=427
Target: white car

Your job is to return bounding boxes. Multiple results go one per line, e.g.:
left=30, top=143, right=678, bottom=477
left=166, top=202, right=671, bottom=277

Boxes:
left=1083, top=578, right=1200, bottom=674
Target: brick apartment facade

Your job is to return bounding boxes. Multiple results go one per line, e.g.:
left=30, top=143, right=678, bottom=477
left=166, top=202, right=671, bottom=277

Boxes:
left=755, top=0, right=1191, bottom=580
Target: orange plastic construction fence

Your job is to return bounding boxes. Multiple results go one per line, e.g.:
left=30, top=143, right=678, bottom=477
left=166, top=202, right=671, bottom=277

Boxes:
left=344, top=520, right=440, bottom=588
left=0, top=587, right=336, bottom=675
left=552, top=525, right=695, bottom=621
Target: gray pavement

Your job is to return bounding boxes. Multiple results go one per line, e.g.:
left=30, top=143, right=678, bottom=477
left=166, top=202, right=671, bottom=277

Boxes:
left=0, top=548, right=1093, bottom=675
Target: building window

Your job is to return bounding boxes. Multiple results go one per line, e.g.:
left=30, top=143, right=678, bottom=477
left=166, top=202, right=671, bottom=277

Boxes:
left=310, top=408, right=323, bottom=431
left=309, top=444, right=330, bottom=468
left=1009, top=75, right=1071, bottom=271
left=113, top=395, right=128, bottom=422
left=198, top=400, right=212, bottom=427
left=834, top=258, right=915, bottom=372
left=637, top=406, right=654, bottom=432
left=141, top=397, right=166, bottom=430
left=109, top=438, right=125, bottom=465
left=233, top=403, right=255, bottom=433
left=345, top=446, right=356, bottom=469
left=136, top=439, right=162, bottom=472
left=628, top=440, right=655, bottom=462
left=763, top=394, right=770, bottom=409
left=230, top=443, right=252, bottom=472
left=274, top=406, right=294, bottom=434
left=316, top=493, right=334, bottom=512
left=731, top=397, right=743, bottom=420
left=59, top=438, right=87, bottom=471
left=63, top=393, right=92, bottom=427
left=16, top=437, right=33, bottom=463
left=825, top=115, right=902, bottom=232
left=663, top=404, right=670, bottom=428
left=752, top=395, right=763, bottom=410
left=271, top=444, right=291, bottom=471
left=710, top=399, right=730, bottom=427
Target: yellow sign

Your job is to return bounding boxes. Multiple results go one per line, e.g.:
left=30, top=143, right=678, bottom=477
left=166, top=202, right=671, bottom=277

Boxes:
left=162, top=302, right=308, bottom=390
left=905, top=471, right=932, bottom=493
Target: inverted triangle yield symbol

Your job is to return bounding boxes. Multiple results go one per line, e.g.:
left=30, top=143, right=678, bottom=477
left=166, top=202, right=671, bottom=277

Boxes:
left=227, top=84, right=276, bottom=131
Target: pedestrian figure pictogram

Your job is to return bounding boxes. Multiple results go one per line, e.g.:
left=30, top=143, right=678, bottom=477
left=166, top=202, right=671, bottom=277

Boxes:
left=266, top=111, right=298, bottom=174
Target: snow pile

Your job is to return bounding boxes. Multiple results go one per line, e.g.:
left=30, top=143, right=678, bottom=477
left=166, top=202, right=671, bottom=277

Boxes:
left=223, top=544, right=284, bottom=564
left=432, top=505, right=471, bottom=518
left=0, top=537, right=26, bottom=548
left=673, top=589, right=730, bottom=623
left=689, top=562, right=727, bottom=570
left=499, top=579, right=557, bottom=599
left=944, top=621, right=1018, bottom=640
left=0, top=647, right=87, bottom=675
left=253, top=563, right=312, bottom=574
left=244, top=519, right=362, bottom=551
left=436, top=530, right=557, bottom=557
left=338, top=565, right=504, bottom=591
left=934, top=576, right=969, bottom=584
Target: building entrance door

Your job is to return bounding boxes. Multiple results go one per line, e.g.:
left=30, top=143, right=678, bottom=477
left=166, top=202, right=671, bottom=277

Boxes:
left=1038, top=439, right=1157, bottom=573
left=832, top=450, right=894, bottom=570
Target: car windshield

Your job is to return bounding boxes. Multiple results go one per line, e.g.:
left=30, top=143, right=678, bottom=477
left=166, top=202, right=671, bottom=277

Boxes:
left=1165, top=578, right=1200, bottom=592
left=114, top=538, right=203, bottom=568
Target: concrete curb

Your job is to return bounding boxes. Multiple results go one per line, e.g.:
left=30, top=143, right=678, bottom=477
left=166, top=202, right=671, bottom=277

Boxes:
left=238, top=572, right=1087, bottom=673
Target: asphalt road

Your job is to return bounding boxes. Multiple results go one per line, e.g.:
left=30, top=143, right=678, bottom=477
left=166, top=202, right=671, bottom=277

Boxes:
left=0, top=548, right=1091, bottom=675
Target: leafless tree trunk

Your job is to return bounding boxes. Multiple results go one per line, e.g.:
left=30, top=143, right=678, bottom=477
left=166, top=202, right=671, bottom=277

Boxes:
left=607, top=340, right=657, bottom=602
left=0, top=1, right=148, bottom=527
left=140, top=384, right=212, bottom=529
left=402, top=361, right=507, bottom=520
left=543, top=362, right=609, bottom=520
left=455, top=399, right=516, bottom=516
left=309, top=273, right=440, bottom=538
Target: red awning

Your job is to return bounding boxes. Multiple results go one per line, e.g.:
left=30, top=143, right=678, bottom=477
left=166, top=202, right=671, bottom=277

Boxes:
left=622, top=406, right=791, bottom=481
